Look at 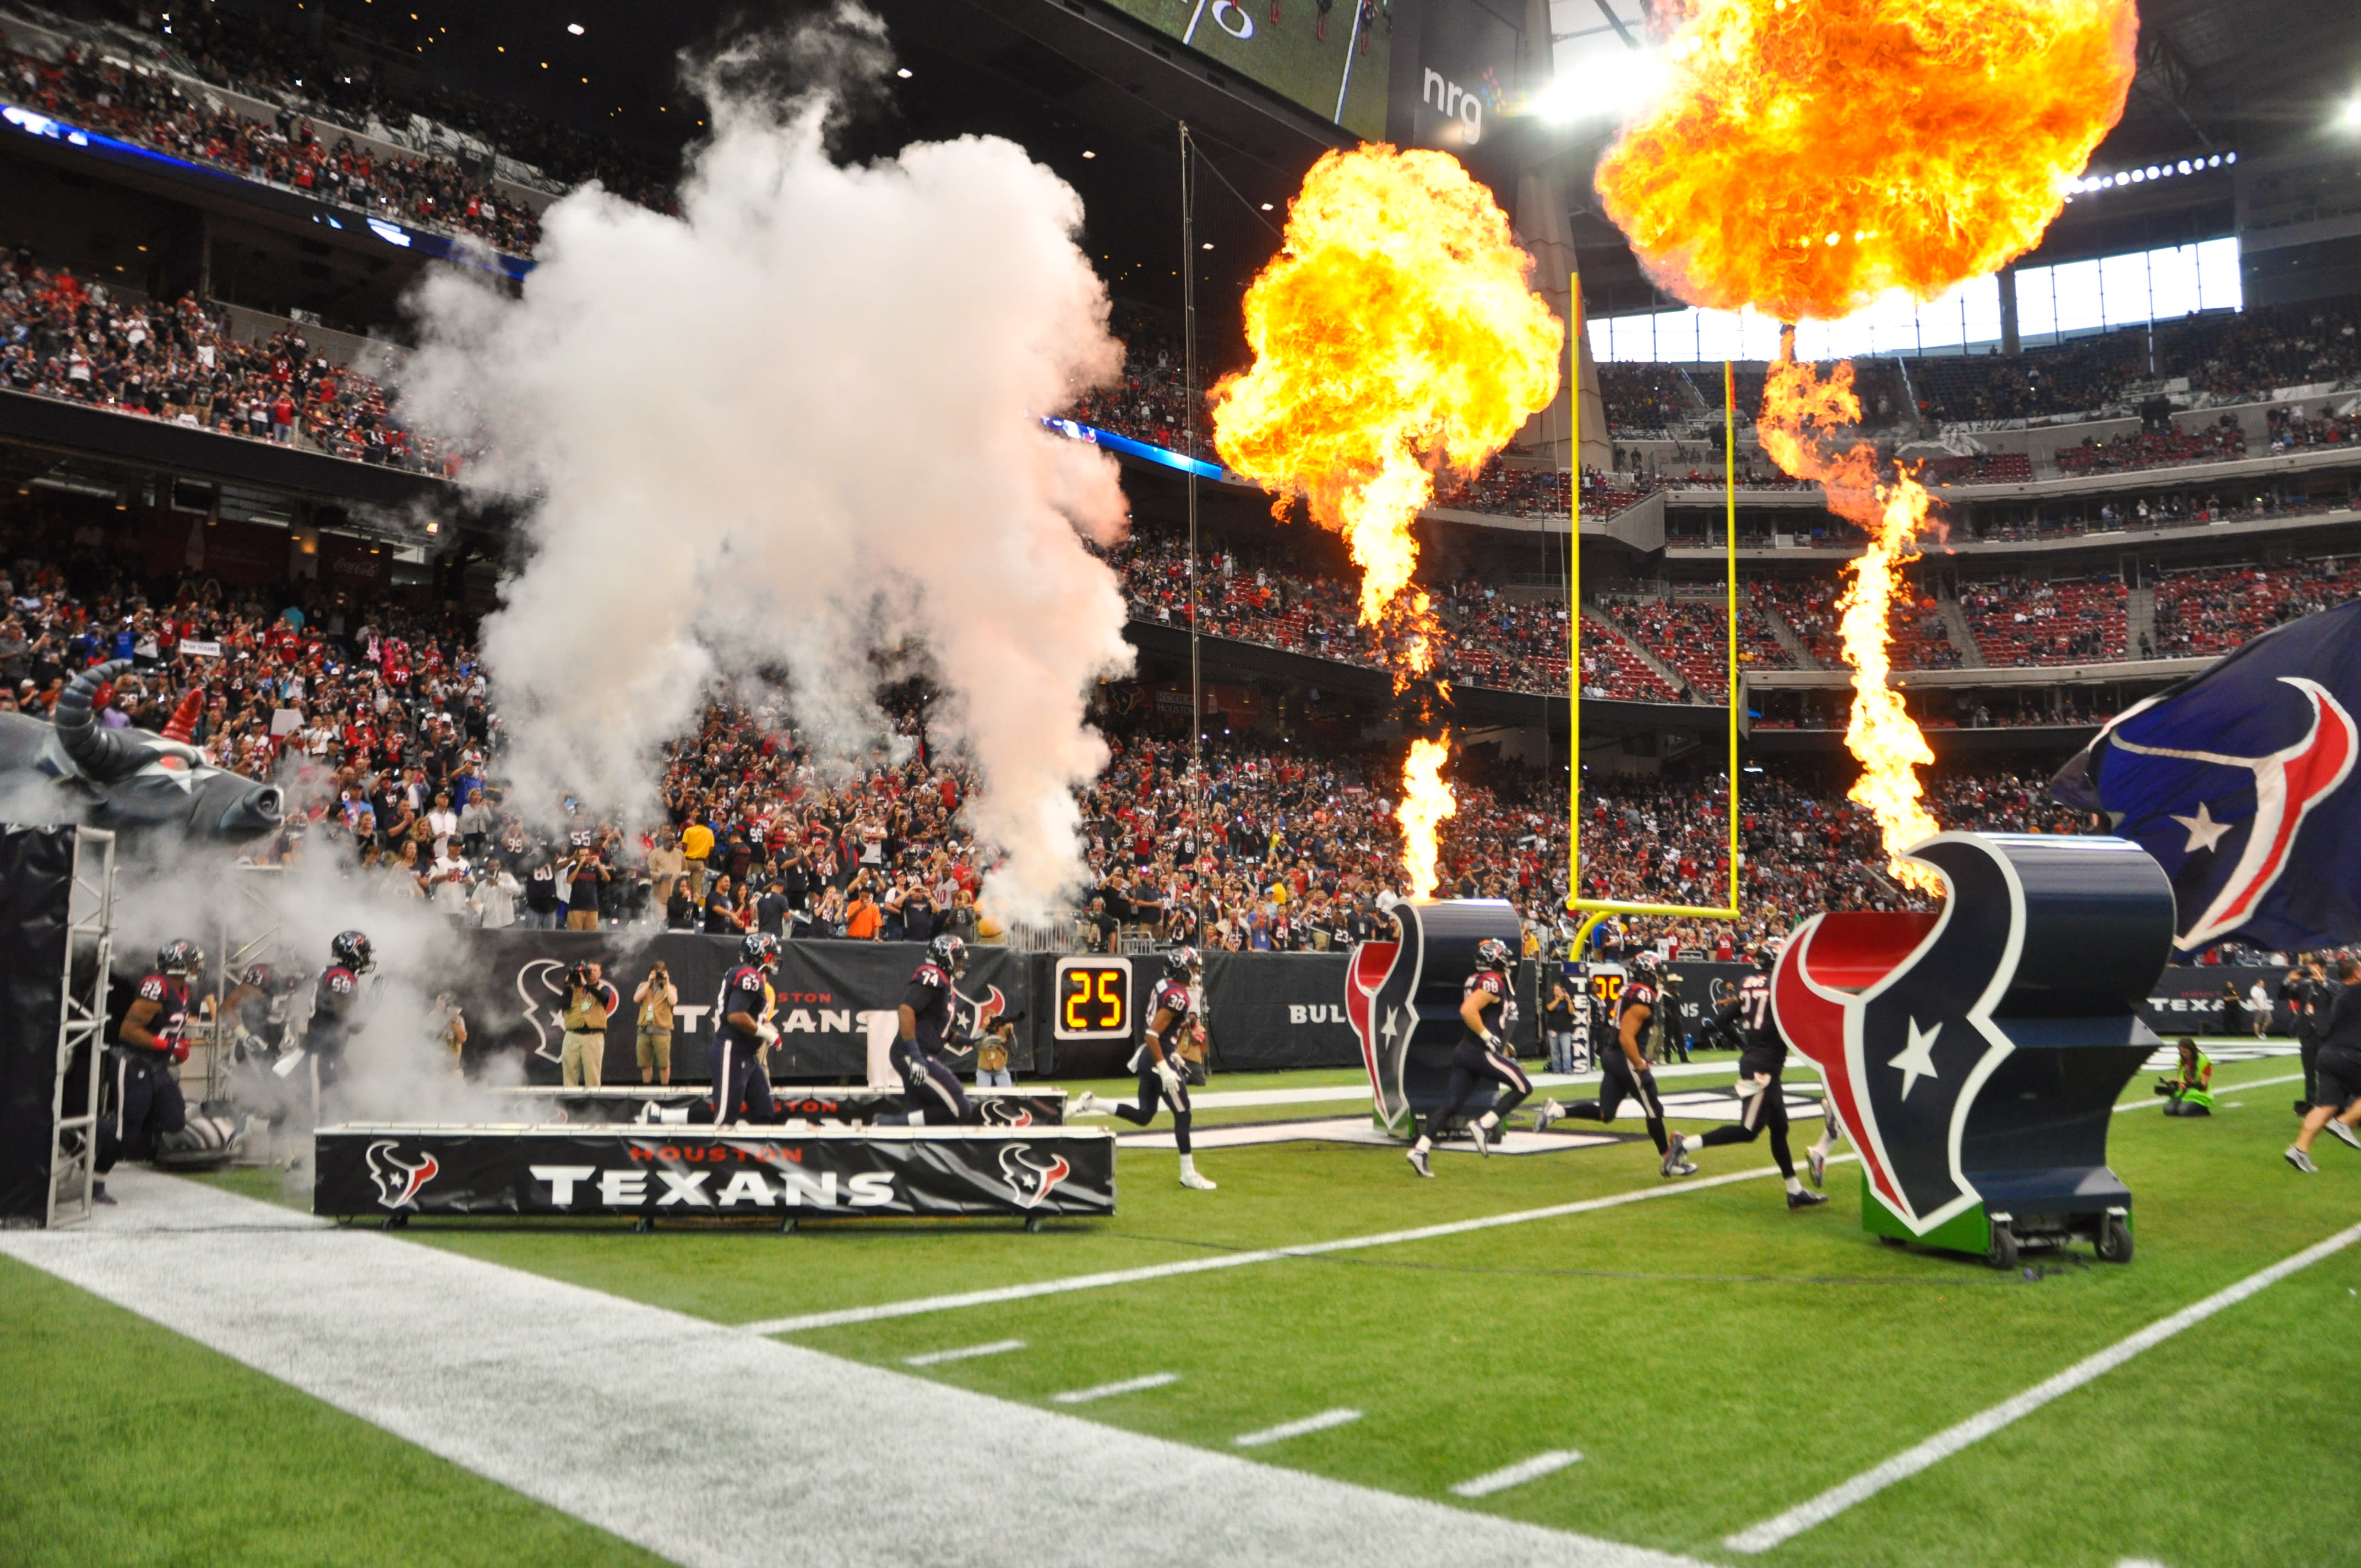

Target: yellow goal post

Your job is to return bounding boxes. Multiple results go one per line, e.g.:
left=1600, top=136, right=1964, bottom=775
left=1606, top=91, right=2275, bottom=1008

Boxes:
left=1564, top=268, right=1743, bottom=957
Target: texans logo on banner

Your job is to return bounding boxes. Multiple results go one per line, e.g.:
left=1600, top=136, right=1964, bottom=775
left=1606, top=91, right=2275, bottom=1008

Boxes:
left=514, top=958, right=571, bottom=1063
left=2053, top=601, right=2361, bottom=955
left=365, top=1140, right=440, bottom=1208
left=978, top=1099, right=1035, bottom=1129
left=998, top=1144, right=1069, bottom=1208
left=1774, top=836, right=2024, bottom=1235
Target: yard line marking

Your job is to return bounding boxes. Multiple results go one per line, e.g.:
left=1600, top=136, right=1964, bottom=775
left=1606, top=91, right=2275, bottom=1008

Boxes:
left=1724, top=1219, right=2361, bottom=1555
left=1052, top=1372, right=1180, bottom=1405
left=1451, top=1450, right=1585, bottom=1498
left=1234, top=1408, right=1362, bottom=1447
left=741, top=1157, right=1859, bottom=1337
left=2113, top=1072, right=2304, bottom=1113
left=904, top=1338, right=1026, bottom=1367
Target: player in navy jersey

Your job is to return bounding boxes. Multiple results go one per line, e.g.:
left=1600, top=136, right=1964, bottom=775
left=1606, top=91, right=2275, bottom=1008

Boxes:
left=708, top=932, right=780, bottom=1125
left=1664, top=941, right=1826, bottom=1207
left=95, top=939, right=201, bottom=1203
left=1074, top=946, right=1215, bottom=1190
left=1536, top=950, right=1682, bottom=1170
left=1406, top=938, right=1530, bottom=1178
left=300, top=929, right=374, bottom=1125
left=888, top=934, right=977, bottom=1126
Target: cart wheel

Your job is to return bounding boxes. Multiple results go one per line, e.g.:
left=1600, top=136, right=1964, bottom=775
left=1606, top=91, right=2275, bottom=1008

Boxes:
left=779, top=1216, right=798, bottom=1236
left=2096, top=1213, right=2134, bottom=1264
left=1025, top=1215, right=1047, bottom=1234
left=1985, top=1221, right=2019, bottom=1272
left=633, top=1216, right=653, bottom=1235
left=384, top=1212, right=408, bottom=1231
left=1878, top=1235, right=1909, bottom=1249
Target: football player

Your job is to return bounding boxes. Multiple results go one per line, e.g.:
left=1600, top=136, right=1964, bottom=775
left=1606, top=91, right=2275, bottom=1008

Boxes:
left=1074, top=946, right=1216, bottom=1190
left=1663, top=941, right=1826, bottom=1207
left=94, top=939, right=201, bottom=1203
left=300, top=930, right=373, bottom=1125
left=708, top=931, right=780, bottom=1125
left=1534, top=950, right=1682, bottom=1172
left=1405, top=937, right=1529, bottom=1178
left=890, top=934, right=978, bottom=1126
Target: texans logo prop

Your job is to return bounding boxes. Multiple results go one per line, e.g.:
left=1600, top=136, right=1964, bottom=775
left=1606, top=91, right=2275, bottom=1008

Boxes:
left=1774, top=833, right=2173, bottom=1253
left=1346, top=899, right=1522, bottom=1136
left=364, top=1141, right=440, bottom=1210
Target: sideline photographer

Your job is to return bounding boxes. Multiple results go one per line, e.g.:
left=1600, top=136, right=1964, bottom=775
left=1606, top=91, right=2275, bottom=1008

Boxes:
left=634, top=960, right=678, bottom=1086
left=561, top=960, right=618, bottom=1088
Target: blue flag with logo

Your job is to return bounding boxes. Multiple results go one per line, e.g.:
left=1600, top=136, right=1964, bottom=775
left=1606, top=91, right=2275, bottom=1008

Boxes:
left=2051, top=600, right=2361, bottom=955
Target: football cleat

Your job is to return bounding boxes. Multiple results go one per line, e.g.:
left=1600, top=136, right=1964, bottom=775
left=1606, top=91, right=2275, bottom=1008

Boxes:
left=1787, top=1188, right=1829, bottom=1210
left=1532, top=1100, right=1565, bottom=1136
left=1808, top=1146, right=1827, bottom=1189
left=91, top=1181, right=114, bottom=1206
left=1470, top=1119, right=1494, bottom=1157
left=1660, top=1134, right=1690, bottom=1178
left=2285, top=1145, right=2318, bottom=1173
left=1179, top=1169, right=1218, bottom=1191
left=1406, top=1146, right=1434, bottom=1179
left=1068, top=1091, right=1108, bottom=1117
left=2328, top=1119, right=2361, bottom=1152
left=1664, top=1158, right=1699, bottom=1178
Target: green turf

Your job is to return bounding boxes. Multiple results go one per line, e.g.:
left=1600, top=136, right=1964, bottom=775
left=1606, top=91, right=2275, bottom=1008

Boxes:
left=29, top=1055, right=2343, bottom=1566
left=0, top=1255, right=668, bottom=1568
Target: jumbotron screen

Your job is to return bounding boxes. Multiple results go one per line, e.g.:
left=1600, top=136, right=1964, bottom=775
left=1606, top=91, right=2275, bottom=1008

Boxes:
left=1101, top=0, right=1392, bottom=141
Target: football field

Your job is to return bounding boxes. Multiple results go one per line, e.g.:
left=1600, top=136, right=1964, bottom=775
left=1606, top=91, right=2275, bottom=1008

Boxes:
left=2, top=1048, right=2353, bottom=1568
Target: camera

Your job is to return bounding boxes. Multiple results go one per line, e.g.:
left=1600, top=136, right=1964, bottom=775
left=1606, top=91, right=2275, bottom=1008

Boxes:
left=566, top=962, right=597, bottom=990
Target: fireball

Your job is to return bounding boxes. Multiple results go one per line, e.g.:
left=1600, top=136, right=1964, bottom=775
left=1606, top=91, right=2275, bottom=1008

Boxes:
left=1215, top=144, right=1560, bottom=895
left=1212, top=144, right=1563, bottom=622
left=1398, top=734, right=1458, bottom=900
left=1595, top=0, right=2136, bottom=323
left=1757, top=350, right=1941, bottom=889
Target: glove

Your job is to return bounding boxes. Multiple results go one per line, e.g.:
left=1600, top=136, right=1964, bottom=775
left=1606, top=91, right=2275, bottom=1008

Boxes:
left=1153, top=1055, right=1184, bottom=1098
left=171, top=1038, right=191, bottom=1065
left=1482, top=1031, right=1506, bottom=1054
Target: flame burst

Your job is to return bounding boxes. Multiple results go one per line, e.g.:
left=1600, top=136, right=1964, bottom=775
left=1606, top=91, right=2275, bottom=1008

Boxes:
left=1758, top=346, right=1941, bottom=889
left=1594, top=0, right=2132, bottom=888
left=1398, top=736, right=1459, bottom=900
left=1211, top=144, right=1562, bottom=896
left=1594, top=0, right=2136, bottom=323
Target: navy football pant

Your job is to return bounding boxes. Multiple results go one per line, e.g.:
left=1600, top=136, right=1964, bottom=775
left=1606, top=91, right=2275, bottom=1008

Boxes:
left=1113, top=1053, right=1193, bottom=1153
left=1698, top=1059, right=1796, bottom=1177
left=97, top=1049, right=185, bottom=1174
left=1426, top=1041, right=1529, bottom=1141
left=891, top=1042, right=973, bottom=1125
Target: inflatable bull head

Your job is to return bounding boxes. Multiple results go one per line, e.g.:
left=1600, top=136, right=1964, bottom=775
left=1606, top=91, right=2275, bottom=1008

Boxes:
left=0, top=659, right=282, bottom=838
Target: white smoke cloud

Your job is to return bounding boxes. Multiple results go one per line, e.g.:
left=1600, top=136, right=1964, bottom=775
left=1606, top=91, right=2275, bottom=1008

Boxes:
left=395, top=7, right=1134, bottom=922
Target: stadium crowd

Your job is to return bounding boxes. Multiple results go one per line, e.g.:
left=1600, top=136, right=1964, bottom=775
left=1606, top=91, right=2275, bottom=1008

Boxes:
left=0, top=253, right=453, bottom=470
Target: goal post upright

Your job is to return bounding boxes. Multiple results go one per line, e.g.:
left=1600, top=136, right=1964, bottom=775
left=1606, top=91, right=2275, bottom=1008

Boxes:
left=1566, top=277, right=1743, bottom=950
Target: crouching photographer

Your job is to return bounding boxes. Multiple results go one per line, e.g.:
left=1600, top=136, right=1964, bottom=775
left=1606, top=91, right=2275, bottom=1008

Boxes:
left=2155, top=1037, right=2214, bottom=1117
left=561, top=961, right=618, bottom=1088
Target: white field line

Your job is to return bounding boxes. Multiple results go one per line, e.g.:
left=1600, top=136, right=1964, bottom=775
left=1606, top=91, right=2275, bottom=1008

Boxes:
left=1051, top=1372, right=1181, bottom=1405
left=1724, top=1219, right=2361, bottom=1554
left=2112, top=1071, right=2305, bottom=1113
left=741, top=1157, right=1857, bottom=1337
left=4, top=1170, right=1710, bottom=1568
left=1073, top=1061, right=1786, bottom=1115
left=905, top=1338, right=1026, bottom=1367
left=1234, top=1408, right=1363, bottom=1447
left=1453, top=1451, right=1586, bottom=1499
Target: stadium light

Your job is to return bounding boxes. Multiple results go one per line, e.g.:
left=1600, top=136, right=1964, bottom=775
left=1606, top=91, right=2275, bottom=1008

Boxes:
left=566, top=22, right=584, bottom=34
left=2341, top=96, right=2361, bottom=132
left=896, top=67, right=912, bottom=79
left=1537, top=50, right=1670, bottom=126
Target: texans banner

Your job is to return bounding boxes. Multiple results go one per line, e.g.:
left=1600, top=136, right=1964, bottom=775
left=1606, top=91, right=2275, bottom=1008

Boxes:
left=2052, top=600, right=2361, bottom=954
left=1346, top=899, right=1524, bottom=1135
left=315, top=1125, right=1116, bottom=1219
left=1773, top=833, right=2173, bottom=1238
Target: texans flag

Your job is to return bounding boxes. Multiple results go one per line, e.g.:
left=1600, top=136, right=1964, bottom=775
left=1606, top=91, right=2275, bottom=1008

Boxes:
left=2052, top=600, right=2361, bottom=954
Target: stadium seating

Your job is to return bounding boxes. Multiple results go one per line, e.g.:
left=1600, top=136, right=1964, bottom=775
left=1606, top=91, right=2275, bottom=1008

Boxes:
left=1957, top=576, right=2126, bottom=665
left=2151, top=556, right=2361, bottom=657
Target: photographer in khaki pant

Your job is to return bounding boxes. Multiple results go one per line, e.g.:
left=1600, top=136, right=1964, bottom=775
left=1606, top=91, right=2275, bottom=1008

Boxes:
left=634, top=960, right=678, bottom=1086
left=561, top=962, right=617, bottom=1088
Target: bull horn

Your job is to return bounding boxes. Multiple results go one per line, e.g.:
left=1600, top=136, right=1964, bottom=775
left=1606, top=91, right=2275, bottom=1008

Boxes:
left=161, top=687, right=204, bottom=744
left=53, top=660, right=142, bottom=782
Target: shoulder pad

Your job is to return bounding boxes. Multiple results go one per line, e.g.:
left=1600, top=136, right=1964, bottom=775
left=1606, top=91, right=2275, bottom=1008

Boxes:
left=324, top=968, right=356, bottom=994
left=138, top=975, right=166, bottom=1001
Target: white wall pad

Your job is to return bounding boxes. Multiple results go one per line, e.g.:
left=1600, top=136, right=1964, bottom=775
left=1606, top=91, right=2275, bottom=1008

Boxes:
left=1, top=1169, right=1712, bottom=1568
